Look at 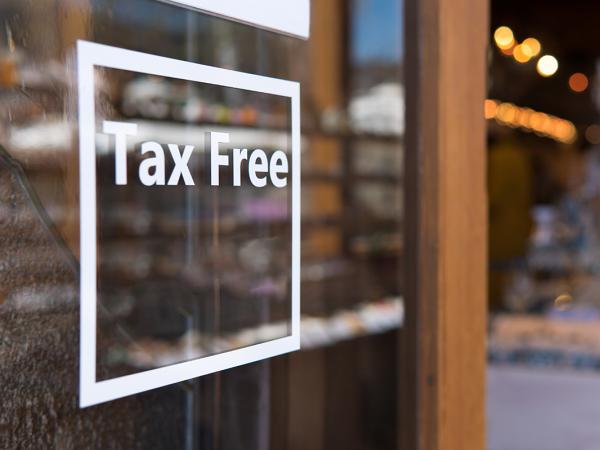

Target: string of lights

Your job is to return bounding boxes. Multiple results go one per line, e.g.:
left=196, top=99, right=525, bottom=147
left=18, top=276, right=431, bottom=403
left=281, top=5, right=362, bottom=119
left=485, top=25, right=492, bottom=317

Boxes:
left=485, top=99, right=577, bottom=144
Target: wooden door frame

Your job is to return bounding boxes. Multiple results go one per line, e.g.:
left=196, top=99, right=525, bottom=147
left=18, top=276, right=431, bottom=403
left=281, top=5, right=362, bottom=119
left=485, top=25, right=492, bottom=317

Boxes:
left=400, top=0, right=489, bottom=449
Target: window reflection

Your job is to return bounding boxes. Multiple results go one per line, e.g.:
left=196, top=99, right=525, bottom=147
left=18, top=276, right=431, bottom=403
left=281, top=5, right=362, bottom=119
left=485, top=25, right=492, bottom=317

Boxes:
left=0, top=0, right=404, bottom=448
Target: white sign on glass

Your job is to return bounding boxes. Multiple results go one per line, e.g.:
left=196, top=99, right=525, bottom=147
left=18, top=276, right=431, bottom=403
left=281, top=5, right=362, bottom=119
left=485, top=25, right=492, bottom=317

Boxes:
left=161, top=0, right=310, bottom=38
left=77, top=40, right=301, bottom=407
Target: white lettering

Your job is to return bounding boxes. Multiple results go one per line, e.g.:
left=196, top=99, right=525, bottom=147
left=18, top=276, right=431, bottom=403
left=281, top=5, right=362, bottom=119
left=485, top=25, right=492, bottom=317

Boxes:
left=101, top=123, right=288, bottom=188
left=248, top=149, right=268, bottom=187
left=103, top=120, right=137, bottom=185
left=139, top=141, right=165, bottom=186
left=167, top=144, right=195, bottom=185
left=269, top=150, right=288, bottom=188
left=232, top=148, right=248, bottom=187
left=210, top=132, right=230, bottom=186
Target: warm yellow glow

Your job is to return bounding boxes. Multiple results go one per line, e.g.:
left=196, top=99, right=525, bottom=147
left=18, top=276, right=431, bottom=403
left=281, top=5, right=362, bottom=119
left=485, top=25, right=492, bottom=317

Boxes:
left=537, top=55, right=558, bottom=77
left=484, top=99, right=498, bottom=119
left=496, top=103, right=516, bottom=123
left=513, top=44, right=531, bottom=63
left=568, top=72, right=589, bottom=93
left=518, top=108, right=534, bottom=128
left=500, top=45, right=515, bottom=56
left=544, top=117, right=557, bottom=135
left=554, top=120, right=567, bottom=138
left=484, top=99, right=577, bottom=144
left=565, top=125, right=577, bottom=144
left=529, top=112, right=548, bottom=133
left=521, top=38, right=541, bottom=57
left=494, top=26, right=515, bottom=49
left=554, top=121, right=577, bottom=144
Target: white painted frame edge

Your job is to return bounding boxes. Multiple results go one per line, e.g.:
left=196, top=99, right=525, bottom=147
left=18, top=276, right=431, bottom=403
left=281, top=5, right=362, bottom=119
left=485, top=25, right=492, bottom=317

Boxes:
left=77, top=40, right=301, bottom=407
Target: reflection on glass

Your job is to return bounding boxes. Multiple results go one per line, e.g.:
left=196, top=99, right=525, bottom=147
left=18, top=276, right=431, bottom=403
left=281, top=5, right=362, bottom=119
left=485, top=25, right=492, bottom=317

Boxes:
left=94, top=68, right=292, bottom=380
left=0, top=0, right=405, bottom=448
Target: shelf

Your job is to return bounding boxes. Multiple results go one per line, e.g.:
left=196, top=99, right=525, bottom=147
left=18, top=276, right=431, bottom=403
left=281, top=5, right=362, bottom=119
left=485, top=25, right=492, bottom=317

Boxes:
left=110, top=296, right=403, bottom=370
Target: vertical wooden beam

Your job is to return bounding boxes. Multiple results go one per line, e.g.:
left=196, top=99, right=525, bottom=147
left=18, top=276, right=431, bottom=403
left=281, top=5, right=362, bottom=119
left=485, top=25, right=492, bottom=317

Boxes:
left=400, top=0, right=488, bottom=448
left=436, top=0, right=488, bottom=448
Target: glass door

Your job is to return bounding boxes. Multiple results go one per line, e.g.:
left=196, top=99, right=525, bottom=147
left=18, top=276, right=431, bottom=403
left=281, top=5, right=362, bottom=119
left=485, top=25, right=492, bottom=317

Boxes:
left=0, top=0, right=406, bottom=449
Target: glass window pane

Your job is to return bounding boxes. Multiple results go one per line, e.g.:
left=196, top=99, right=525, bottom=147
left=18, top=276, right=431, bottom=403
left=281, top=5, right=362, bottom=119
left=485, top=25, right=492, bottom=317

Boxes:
left=0, top=0, right=404, bottom=448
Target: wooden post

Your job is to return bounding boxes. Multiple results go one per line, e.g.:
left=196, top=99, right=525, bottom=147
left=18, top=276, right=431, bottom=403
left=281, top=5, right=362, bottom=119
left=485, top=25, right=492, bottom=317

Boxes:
left=400, top=0, right=488, bottom=448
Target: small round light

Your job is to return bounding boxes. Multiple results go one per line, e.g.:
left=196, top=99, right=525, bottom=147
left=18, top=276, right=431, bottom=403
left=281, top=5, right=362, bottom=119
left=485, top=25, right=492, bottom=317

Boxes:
left=529, top=112, right=549, bottom=133
left=494, top=26, right=515, bottom=50
left=496, top=103, right=516, bottom=123
left=568, top=73, right=589, bottom=93
left=521, top=38, right=541, bottom=57
left=518, top=108, right=534, bottom=128
left=557, top=122, right=577, bottom=144
left=585, top=124, right=600, bottom=144
left=537, top=55, right=558, bottom=77
left=513, top=44, right=531, bottom=63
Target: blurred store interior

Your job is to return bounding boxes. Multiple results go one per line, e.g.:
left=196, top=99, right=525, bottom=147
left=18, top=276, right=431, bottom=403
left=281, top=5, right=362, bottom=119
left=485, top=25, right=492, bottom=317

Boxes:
left=0, top=0, right=404, bottom=448
left=487, top=1, right=600, bottom=449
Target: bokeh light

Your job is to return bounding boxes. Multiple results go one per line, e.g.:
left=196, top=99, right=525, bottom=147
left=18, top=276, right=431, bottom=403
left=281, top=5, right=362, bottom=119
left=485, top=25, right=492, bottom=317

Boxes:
left=494, top=26, right=515, bottom=50
left=537, top=55, right=558, bottom=77
left=484, top=99, right=498, bottom=119
left=484, top=99, right=576, bottom=144
left=568, top=72, right=589, bottom=92
left=513, top=44, right=531, bottom=63
left=585, top=124, right=600, bottom=144
left=500, top=45, right=515, bottom=56
left=521, top=38, right=541, bottom=57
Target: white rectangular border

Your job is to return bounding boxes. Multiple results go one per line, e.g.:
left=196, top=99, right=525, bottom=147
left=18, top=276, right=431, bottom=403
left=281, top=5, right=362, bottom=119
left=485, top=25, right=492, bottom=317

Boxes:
left=77, top=40, right=301, bottom=407
left=159, top=0, right=310, bottom=39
